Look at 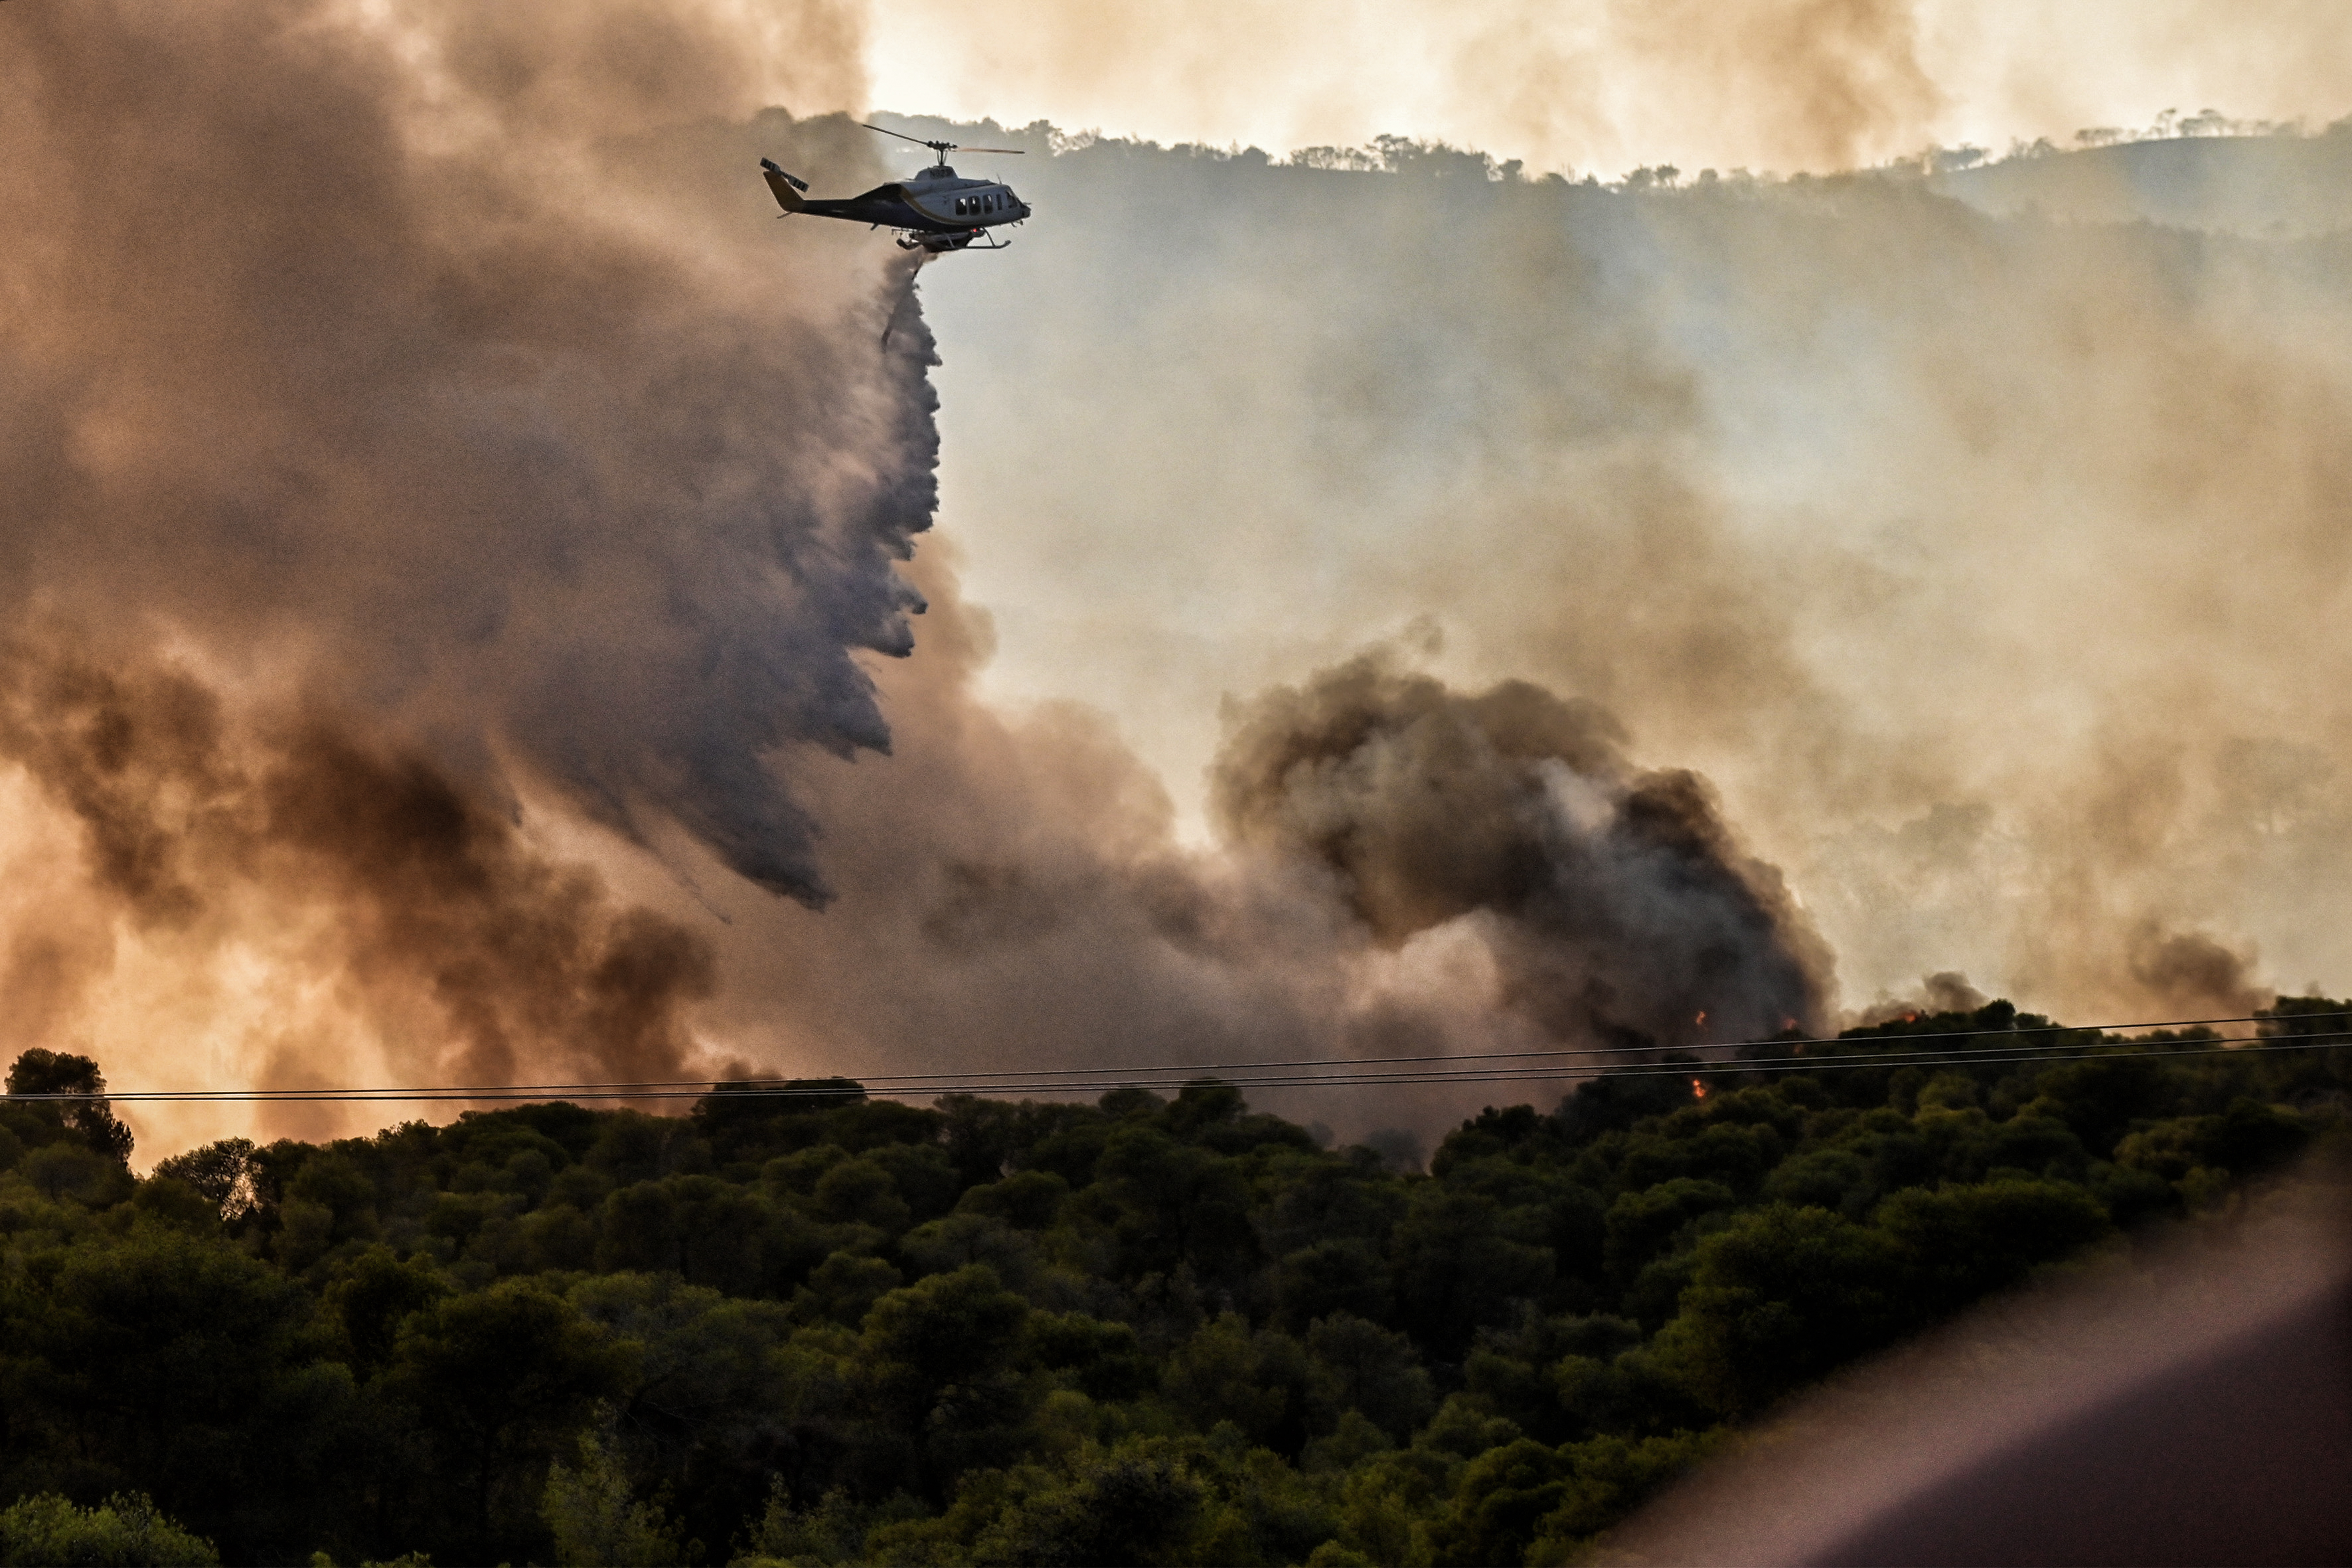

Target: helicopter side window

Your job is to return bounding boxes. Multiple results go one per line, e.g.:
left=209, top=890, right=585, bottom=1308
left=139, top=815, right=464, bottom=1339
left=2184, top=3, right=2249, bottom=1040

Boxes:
left=955, top=198, right=967, bottom=214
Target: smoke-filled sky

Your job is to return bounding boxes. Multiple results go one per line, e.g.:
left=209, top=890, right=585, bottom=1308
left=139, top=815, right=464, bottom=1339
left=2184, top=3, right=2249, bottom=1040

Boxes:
left=869, top=0, right=2352, bottom=178
left=910, top=118, right=2352, bottom=1032
left=6, top=0, right=2352, bottom=1159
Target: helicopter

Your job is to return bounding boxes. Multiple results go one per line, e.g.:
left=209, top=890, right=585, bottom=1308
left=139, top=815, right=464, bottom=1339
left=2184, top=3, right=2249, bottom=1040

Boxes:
left=761, top=124, right=1032, bottom=253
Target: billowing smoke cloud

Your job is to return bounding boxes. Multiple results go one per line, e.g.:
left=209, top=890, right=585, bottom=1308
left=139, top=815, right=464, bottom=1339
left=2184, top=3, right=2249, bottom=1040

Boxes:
left=1, top=0, right=914, bottom=906
left=670, top=565, right=1816, bottom=1140
left=0, top=0, right=941, bottom=1146
left=1212, top=654, right=1828, bottom=1048
left=0, top=646, right=716, bottom=1090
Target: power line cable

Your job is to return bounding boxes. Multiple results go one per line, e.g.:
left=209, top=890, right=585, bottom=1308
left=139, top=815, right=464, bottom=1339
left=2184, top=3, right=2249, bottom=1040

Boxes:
left=12, top=1029, right=2351, bottom=1103
left=12, top=1008, right=2340, bottom=1104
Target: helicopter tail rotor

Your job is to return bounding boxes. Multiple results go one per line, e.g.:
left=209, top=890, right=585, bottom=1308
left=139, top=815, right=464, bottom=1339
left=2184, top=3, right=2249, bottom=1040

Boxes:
left=759, top=158, right=808, bottom=213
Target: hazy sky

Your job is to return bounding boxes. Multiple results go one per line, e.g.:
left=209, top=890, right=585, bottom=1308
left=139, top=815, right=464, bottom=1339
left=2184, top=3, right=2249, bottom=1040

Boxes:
left=866, top=0, right=2352, bottom=177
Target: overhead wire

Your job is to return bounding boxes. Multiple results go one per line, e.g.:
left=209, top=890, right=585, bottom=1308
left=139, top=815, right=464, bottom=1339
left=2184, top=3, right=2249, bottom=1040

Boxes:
left=7, top=1018, right=2351, bottom=1103
left=9, top=1008, right=2341, bottom=1104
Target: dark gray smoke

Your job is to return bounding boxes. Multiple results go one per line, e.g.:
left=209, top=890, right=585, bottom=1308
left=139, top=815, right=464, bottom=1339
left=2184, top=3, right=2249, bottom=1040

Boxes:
left=0, top=647, right=717, bottom=1088
left=1213, top=653, right=1830, bottom=1049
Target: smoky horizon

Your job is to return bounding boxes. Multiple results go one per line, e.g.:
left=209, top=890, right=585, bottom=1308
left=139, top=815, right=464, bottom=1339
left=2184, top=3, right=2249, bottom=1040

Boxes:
left=4, top=1, right=2351, bottom=1167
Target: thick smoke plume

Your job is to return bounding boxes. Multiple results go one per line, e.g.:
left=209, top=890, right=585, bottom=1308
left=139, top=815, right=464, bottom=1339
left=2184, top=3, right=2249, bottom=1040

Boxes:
left=0, top=647, right=715, bottom=1088
left=0, top=0, right=944, bottom=1147
left=1213, top=654, right=1827, bottom=1048
left=2, top=0, right=920, bottom=907
left=670, top=560, right=1825, bottom=1144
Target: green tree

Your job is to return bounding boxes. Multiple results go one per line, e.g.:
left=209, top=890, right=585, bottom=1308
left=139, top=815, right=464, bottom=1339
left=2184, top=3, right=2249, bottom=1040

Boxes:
left=1390, top=1190, right=1554, bottom=1354
left=566, top=1273, right=794, bottom=1550
left=971, top=1444, right=1206, bottom=1568
left=1429, top=1437, right=1571, bottom=1567
left=6, top=1048, right=134, bottom=1165
left=1525, top=1429, right=1731, bottom=1561
left=1274, top=1238, right=1395, bottom=1331
left=1875, top=1177, right=2111, bottom=1312
left=1093, top=1126, right=1260, bottom=1281
left=1305, top=1312, right=1434, bottom=1440
left=1602, top=1177, right=1736, bottom=1286
left=0, top=1492, right=218, bottom=1566
left=542, top=1417, right=685, bottom=1567
left=5, top=1226, right=359, bottom=1558
left=0, top=1008, right=2311, bottom=1566
left=323, top=1247, right=451, bottom=1381
left=18, top=1141, right=132, bottom=1206
left=1647, top=1203, right=1914, bottom=1415
left=858, top=1265, right=1033, bottom=1492
left=382, top=1281, right=632, bottom=1557
left=1162, top=1313, right=1312, bottom=1452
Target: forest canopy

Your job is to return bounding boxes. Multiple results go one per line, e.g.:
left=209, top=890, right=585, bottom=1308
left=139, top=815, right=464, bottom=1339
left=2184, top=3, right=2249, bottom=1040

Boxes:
left=0, top=1002, right=2341, bottom=1566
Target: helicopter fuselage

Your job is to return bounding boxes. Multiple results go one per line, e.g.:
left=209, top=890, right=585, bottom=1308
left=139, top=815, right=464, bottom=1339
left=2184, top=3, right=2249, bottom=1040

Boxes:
left=762, top=160, right=1031, bottom=253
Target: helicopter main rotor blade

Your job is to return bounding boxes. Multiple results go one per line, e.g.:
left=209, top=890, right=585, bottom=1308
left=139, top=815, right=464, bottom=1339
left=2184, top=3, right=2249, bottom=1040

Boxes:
left=861, top=123, right=937, bottom=147
left=957, top=147, right=1027, bottom=155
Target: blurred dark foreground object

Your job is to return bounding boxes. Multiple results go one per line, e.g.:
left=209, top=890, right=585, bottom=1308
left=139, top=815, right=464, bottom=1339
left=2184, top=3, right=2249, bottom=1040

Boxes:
left=1609, top=1165, right=2352, bottom=1566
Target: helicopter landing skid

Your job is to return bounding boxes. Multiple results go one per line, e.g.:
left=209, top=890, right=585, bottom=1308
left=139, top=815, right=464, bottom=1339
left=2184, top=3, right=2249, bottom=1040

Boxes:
left=897, top=228, right=1012, bottom=254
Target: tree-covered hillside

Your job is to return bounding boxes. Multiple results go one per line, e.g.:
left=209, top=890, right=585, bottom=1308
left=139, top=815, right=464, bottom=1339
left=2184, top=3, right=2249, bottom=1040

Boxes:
left=0, top=1003, right=2340, bottom=1566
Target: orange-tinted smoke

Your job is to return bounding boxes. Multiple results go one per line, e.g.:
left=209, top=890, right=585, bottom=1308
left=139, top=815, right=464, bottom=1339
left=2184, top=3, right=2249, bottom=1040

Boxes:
left=0, top=0, right=938, bottom=1147
left=0, top=647, right=716, bottom=1089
